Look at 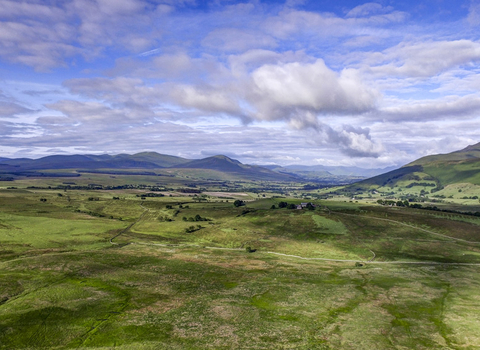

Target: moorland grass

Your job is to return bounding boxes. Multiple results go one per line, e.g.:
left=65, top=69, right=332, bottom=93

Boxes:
left=2, top=188, right=480, bottom=348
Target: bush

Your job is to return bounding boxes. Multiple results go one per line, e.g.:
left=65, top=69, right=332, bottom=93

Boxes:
left=234, top=200, right=245, bottom=207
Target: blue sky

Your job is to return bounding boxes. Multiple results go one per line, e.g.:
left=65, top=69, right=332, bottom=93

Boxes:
left=1, top=0, right=480, bottom=168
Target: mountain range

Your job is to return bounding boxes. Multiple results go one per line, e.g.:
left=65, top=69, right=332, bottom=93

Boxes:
left=0, top=153, right=297, bottom=182
left=1, top=142, right=479, bottom=187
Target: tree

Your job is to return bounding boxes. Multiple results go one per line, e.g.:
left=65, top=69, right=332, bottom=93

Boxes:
left=234, top=199, right=245, bottom=207
left=278, top=201, right=288, bottom=208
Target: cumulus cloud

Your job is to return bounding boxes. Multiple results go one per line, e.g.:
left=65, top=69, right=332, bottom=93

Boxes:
left=67, top=57, right=379, bottom=124
left=247, top=59, right=378, bottom=122
left=308, top=123, right=384, bottom=158
left=61, top=56, right=382, bottom=156
left=228, top=49, right=309, bottom=77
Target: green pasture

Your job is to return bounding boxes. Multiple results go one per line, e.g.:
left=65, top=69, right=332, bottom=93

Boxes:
left=1, top=188, right=480, bottom=348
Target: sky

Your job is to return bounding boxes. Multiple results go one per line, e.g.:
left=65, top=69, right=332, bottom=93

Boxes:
left=1, top=0, right=480, bottom=168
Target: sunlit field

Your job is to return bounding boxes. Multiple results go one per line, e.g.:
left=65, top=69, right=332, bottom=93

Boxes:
left=1, top=184, right=480, bottom=349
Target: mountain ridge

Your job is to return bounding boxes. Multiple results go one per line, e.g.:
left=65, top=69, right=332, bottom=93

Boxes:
left=349, top=142, right=480, bottom=191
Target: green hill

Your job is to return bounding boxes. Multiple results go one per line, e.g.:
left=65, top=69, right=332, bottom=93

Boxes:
left=349, top=142, right=480, bottom=201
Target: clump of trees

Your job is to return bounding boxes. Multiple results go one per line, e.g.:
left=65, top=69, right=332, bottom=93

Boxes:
left=182, top=214, right=211, bottom=222
left=136, top=193, right=164, bottom=198
left=275, top=201, right=315, bottom=210
left=377, top=199, right=409, bottom=207
left=234, top=200, right=245, bottom=207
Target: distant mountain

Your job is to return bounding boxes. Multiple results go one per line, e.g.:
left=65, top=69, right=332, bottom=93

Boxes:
left=264, top=164, right=398, bottom=178
left=0, top=151, right=406, bottom=184
left=0, top=152, right=190, bottom=171
left=350, top=142, right=480, bottom=191
left=114, top=152, right=190, bottom=168
left=0, top=153, right=295, bottom=182
left=177, top=155, right=244, bottom=172
left=175, top=155, right=296, bottom=181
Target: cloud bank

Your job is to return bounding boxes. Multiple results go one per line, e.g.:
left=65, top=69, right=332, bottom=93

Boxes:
left=0, top=0, right=479, bottom=167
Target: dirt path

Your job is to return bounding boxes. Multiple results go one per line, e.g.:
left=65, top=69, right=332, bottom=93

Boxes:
left=108, top=204, right=480, bottom=267
left=110, top=203, right=149, bottom=245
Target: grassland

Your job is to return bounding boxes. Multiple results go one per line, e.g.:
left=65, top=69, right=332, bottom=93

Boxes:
left=1, top=182, right=480, bottom=349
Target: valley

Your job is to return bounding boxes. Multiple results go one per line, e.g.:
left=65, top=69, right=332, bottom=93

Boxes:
left=1, top=144, right=480, bottom=349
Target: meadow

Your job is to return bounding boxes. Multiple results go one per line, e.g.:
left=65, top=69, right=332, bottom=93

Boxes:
left=1, top=183, right=480, bottom=349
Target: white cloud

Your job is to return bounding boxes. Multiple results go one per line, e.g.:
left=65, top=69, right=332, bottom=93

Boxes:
left=377, top=94, right=480, bottom=121
left=467, top=2, right=480, bottom=26
left=308, top=123, right=384, bottom=158
left=368, top=40, right=480, bottom=78
left=346, top=3, right=393, bottom=18
left=169, top=85, right=242, bottom=115
left=0, top=101, right=33, bottom=118
left=248, top=59, right=378, bottom=122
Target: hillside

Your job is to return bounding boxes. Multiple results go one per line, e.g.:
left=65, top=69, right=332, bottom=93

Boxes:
left=348, top=142, right=480, bottom=202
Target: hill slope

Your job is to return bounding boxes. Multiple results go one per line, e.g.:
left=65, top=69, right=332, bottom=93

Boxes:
left=349, top=142, right=480, bottom=196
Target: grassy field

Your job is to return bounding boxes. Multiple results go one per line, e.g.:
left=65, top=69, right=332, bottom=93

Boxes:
left=1, top=186, right=480, bottom=349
